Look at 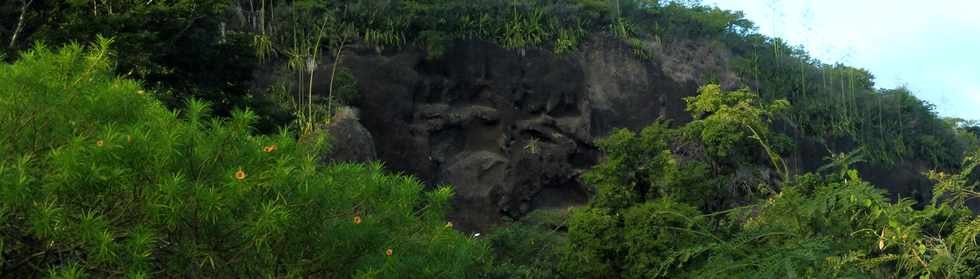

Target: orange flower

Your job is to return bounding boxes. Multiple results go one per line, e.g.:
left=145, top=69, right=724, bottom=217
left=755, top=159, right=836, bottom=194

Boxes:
left=96, top=140, right=104, bottom=147
left=385, top=248, right=393, bottom=257
left=235, top=169, right=247, bottom=181
left=445, top=222, right=453, bottom=229
left=263, top=144, right=278, bottom=153
left=353, top=215, right=362, bottom=225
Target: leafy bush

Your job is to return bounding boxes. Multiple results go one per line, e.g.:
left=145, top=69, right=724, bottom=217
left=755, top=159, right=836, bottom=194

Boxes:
left=584, top=122, right=679, bottom=208
left=5, top=2, right=978, bottom=277
left=683, top=84, right=790, bottom=161
left=557, top=84, right=980, bottom=278
left=561, top=198, right=710, bottom=278
left=0, top=41, right=487, bottom=277
left=485, top=222, right=565, bottom=279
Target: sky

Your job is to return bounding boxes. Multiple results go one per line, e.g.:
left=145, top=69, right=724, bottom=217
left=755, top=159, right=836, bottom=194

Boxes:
left=703, top=0, right=980, bottom=120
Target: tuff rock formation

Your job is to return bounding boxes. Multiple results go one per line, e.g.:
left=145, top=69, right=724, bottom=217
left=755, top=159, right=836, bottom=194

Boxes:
left=297, top=35, right=933, bottom=231
left=328, top=37, right=707, bottom=231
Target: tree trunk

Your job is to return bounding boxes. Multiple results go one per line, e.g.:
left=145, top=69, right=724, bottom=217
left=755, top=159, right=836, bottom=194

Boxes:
left=8, top=0, right=34, bottom=49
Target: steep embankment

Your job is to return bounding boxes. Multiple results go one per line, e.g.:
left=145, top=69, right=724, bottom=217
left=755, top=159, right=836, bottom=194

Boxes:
left=6, top=1, right=955, bottom=231
left=305, top=37, right=937, bottom=231
left=311, top=36, right=741, bottom=231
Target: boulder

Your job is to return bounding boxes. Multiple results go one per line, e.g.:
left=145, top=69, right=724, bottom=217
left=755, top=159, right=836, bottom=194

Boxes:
left=323, top=107, right=377, bottom=164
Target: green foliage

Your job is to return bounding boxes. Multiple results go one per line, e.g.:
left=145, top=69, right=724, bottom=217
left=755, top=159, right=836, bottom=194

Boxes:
left=561, top=85, right=783, bottom=278
left=584, top=122, right=685, bottom=207
left=557, top=83, right=980, bottom=277
left=947, top=118, right=980, bottom=154
left=417, top=30, right=451, bottom=60
left=683, top=84, right=793, bottom=185
left=5, top=2, right=979, bottom=277
left=578, top=85, right=793, bottom=213
left=267, top=63, right=359, bottom=139
left=331, top=66, right=361, bottom=107
left=238, top=0, right=746, bottom=63
left=18, top=0, right=261, bottom=119
left=0, top=42, right=487, bottom=277
left=553, top=25, right=586, bottom=56
left=563, top=199, right=711, bottom=279
left=619, top=199, right=711, bottom=278
left=502, top=5, right=547, bottom=53
left=928, top=150, right=980, bottom=210
left=8, top=1, right=962, bottom=169
left=559, top=207, right=621, bottom=277
left=485, top=210, right=567, bottom=279
left=705, top=171, right=895, bottom=277
left=727, top=32, right=966, bottom=168
left=684, top=84, right=790, bottom=160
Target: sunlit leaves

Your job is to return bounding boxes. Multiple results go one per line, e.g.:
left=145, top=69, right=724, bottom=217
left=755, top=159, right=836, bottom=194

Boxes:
left=683, top=84, right=789, bottom=159
left=0, top=42, right=487, bottom=277
left=561, top=80, right=980, bottom=277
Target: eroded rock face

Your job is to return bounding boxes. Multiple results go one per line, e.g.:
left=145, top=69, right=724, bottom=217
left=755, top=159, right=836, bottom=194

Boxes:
left=278, top=34, right=946, bottom=231
left=321, top=37, right=700, bottom=231
left=323, top=107, right=377, bottom=164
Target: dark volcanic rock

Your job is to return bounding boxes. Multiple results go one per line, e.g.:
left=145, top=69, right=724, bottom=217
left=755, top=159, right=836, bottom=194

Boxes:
left=323, top=107, right=377, bottom=164
left=323, top=36, right=700, bottom=231
left=289, top=35, right=935, bottom=231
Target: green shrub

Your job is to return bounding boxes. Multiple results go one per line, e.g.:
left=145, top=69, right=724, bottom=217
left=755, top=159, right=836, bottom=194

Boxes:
left=558, top=83, right=980, bottom=277
left=683, top=84, right=790, bottom=161
left=0, top=41, right=487, bottom=277
left=485, top=222, right=565, bottom=279
left=559, top=207, right=621, bottom=277
left=583, top=122, right=689, bottom=208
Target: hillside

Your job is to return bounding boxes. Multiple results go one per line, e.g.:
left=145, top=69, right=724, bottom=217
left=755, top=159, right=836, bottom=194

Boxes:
left=2, top=0, right=980, bottom=277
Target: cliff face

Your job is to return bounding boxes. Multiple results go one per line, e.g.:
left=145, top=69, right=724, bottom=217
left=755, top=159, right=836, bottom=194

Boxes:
left=300, top=35, right=946, bottom=231
left=320, top=37, right=697, bottom=231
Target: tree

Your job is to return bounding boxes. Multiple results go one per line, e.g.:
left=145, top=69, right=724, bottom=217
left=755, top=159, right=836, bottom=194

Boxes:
left=560, top=85, right=790, bottom=278
left=6, top=0, right=33, bottom=49
left=559, top=83, right=980, bottom=278
left=3, top=0, right=265, bottom=126
left=0, top=40, right=487, bottom=277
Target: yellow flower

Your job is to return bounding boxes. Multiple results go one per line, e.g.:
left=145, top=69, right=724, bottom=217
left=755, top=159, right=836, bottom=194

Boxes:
left=235, top=169, right=247, bottom=181
left=385, top=248, right=393, bottom=257
left=353, top=215, right=362, bottom=225
left=96, top=140, right=104, bottom=147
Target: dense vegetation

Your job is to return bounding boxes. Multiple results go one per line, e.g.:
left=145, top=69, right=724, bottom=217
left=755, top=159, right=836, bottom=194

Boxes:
left=3, top=0, right=980, bottom=278
left=555, top=86, right=980, bottom=278
left=2, top=0, right=975, bottom=166
left=485, top=85, right=980, bottom=278
left=0, top=42, right=486, bottom=277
